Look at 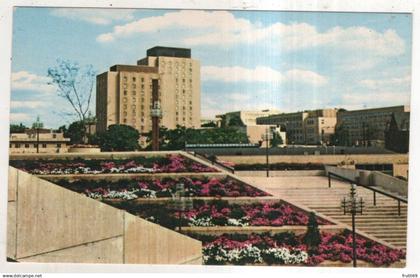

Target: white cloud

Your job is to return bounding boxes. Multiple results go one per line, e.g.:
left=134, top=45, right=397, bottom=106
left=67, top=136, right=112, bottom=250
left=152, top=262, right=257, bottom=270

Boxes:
left=341, top=91, right=410, bottom=108
left=11, top=100, right=47, bottom=109
left=359, top=75, right=411, bottom=89
left=10, top=113, right=31, bottom=122
left=11, top=71, right=55, bottom=93
left=51, top=8, right=135, bottom=25
left=202, top=65, right=327, bottom=86
left=96, top=10, right=405, bottom=58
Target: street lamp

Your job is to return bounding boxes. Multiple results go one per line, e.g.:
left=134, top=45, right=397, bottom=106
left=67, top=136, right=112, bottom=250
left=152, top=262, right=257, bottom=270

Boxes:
left=261, top=127, right=273, bottom=177
left=169, top=183, right=193, bottom=232
left=341, top=184, right=364, bottom=267
left=32, top=116, right=43, bottom=153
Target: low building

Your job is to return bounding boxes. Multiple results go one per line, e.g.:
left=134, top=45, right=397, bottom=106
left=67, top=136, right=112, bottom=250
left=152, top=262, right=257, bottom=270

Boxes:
left=216, top=110, right=282, bottom=145
left=9, top=129, right=70, bottom=154
left=336, top=105, right=409, bottom=147
left=216, top=110, right=280, bottom=127
left=385, top=112, right=410, bottom=153
left=257, top=109, right=337, bottom=145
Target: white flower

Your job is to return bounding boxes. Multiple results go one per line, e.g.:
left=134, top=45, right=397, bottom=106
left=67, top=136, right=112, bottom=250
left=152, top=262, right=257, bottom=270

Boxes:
left=189, top=216, right=214, bottom=227
left=227, top=217, right=249, bottom=227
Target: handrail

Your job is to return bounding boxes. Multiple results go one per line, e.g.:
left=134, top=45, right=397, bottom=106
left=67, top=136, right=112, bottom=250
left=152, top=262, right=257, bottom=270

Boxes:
left=327, top=171, right=407, bottom=216
left=327, top=172, right=407, bottom=203
left=191, top=151, right=235, bottom=174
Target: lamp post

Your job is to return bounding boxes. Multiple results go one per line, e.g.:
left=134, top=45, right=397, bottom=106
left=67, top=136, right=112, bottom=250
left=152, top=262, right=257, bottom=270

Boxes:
left=169, top=183, right=193, bottom=232
left=341, top=184, right=364, bottom=267
left=32, top=116, right=43, bottom=153
left=261, top=127, right=273, bottom=178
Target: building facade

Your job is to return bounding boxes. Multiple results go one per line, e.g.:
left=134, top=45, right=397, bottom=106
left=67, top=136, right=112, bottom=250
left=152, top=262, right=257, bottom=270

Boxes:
left=256, top=109, right=337, bottom=145
left=384, top=112, right=410, bottom=153
left=96, top=46, right=201, bottom=134
left=336, top=105, right=409, bottom=147
left=215, top=110, right=282, bottom=145
left=216, top=110, right=281, bottom=127
left=9, top=130, right=70, bottom=154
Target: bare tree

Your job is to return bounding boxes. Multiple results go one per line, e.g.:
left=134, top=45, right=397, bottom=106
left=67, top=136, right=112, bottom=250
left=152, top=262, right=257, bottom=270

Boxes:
left=47, top=59, right=96, bottom=123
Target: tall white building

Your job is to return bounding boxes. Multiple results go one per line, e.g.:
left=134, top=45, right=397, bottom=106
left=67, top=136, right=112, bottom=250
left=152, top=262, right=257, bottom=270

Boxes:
left=96, top=46, right=201, bottom=133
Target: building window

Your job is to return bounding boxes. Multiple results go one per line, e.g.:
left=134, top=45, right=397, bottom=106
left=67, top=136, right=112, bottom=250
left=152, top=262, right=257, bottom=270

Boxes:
left=133, top=77, right=136, bottom=82
left=15, top=144, right=20, bottom=148
left=42, top=144, right=47, bottom=148
left=141, top=84, right=144, bottom=89
left=123, top=119, right=127, bottom=123
left=34, top=144, right=38, bottom=148
left=132, top=91, right=136, bottom=95
left=132, top=84, right=136, bottom=89
left=123, top=76, right=127, bottom=82
left=57, top=144, right=61, bottom=148
left=25, top=144, right=29, bottom=148
left=141, top=77, right=144, bottom=82
left=124, top=90, right=127, bottom=96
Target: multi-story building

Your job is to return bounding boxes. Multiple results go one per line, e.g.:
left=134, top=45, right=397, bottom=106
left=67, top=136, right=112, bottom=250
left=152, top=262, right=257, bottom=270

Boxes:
left=215, top=110, right=280, bottom=127
left=256, top=109, right=337, bottom=145
left=137, top=47, right=201, bottom=130
left=9, top=129, right=70, bottom=154
left=336, top=105, right=410, bottom=146
left=215, top=110, right=283, bottom=145
left=96, top=46, right=201, bottom=134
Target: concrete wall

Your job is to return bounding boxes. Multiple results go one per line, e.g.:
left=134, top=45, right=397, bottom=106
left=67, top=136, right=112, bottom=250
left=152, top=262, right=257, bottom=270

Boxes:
left=7, top=167, right=202, bottom=264
left=325, top=165, right=408, bottom=198
left=393, top=164, right=409, bottom=179
left=235, top=170, right=325, bottom=177
left=219, top=154, right=408, bottom=165
left=9, top=150, right=185, bottom=161
left=371, top=171, right=408, bottom=197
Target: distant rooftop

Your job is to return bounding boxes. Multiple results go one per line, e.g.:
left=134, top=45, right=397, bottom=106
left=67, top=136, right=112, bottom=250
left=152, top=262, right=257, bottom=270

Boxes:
left=147, top=46, right=191, bottom=58
left=109, top=65, right=158, bottom=73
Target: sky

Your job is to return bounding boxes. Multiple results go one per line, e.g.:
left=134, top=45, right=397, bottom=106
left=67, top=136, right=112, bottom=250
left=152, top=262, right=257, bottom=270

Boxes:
left=10, top=7, right=412, bottom=128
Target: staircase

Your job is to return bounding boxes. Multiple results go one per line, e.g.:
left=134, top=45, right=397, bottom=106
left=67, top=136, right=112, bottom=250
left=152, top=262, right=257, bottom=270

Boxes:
left=241, top=176, right=408, bottom=250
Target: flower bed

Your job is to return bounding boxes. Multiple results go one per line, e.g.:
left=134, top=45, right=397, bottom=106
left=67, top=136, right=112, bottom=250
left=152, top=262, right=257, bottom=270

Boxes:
left=188, top=230, right=405, bottom=266
left=110, top=200, right=329, bottom=228
left=54, top=177, right=270, bottom=200
left=9, top=154, right=218, bottom=175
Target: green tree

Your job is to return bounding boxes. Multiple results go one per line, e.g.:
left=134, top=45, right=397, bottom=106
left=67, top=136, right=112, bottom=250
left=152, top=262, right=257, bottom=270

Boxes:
left=303, top=212, right=321, bottom=255
left=95, top=124, right=140, bottom=151
left=145, top=126, right=249, bottom=150
left=271, top=132, right=283, bottom=147
left=201, top=121, right=217, bottom=128
left=65, top=121, right=86, bottom=145
left=227, top=115, right=243, bottom=127
left=9, top=123, right=27, bottom=134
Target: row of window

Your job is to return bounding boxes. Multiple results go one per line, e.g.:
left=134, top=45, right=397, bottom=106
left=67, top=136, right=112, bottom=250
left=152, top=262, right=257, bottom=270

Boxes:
left=11, top=143, right=62, bottom=148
